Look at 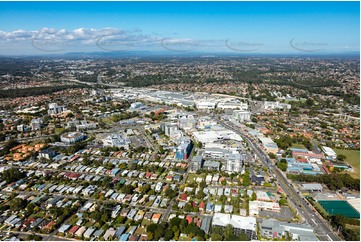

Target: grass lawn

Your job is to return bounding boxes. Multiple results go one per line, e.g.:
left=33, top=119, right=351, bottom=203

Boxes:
left=84, top=221, right=95, bottom=227
left=185, top=173, right=204, bottom=183
left=54, top=127, right=65, bottom=135
left=334, top=148, right=360, bottom=179
left=240, top=201, right=248, bottom=209
left=185, top=173, right=197, bottom=183
left=68, top=217, right=79, bottom=225
left=141, top=219, right=153, bottom=226
left=311, top=201, right=329, bottom=218
left=345, top=224, right=360, bottom=230
left=101, top=117, right=114, bottom=125
left=291, top=143, right=307, bottom=149
left=29, top=212, right=45, bottom=218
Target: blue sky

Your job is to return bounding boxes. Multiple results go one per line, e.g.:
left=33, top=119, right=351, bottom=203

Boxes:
left=0, top=1, right=359, bottom=55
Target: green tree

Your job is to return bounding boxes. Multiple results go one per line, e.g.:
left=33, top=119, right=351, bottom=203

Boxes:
left=219, top=195, right=227, bottom=204
left=101, top=212, right=109, bottom=223
left=170, top=217, right=182, bottom=228
left=164, top=229, right=174, bottom=241
left=305, top=98, right=314, bottom=107
left=199, top=181, right=207, bottom=189
left=237, top=231, right=249, bottom=241
left=211, top=226, right=224, bottom=241
left=147, top=224, right=158, bottom=234
left=268, top=153, right=276, bottom=159
left=154, top=226, right=165, bottom=240
left=196, top=190, right=206, bottom=200
left=337, top=154, right=347, bottom=162
left=277, top=159, right=288, bottom=172
left=241, top=171, right=251, bottom=186
left=251, top=191, right=257, bottom=201
left=279, top=197, right=287, bottom=206
left=2, top=168, right=25, bottom=183
left=224, top=224, right=234, bottom=241
left=10, top=198, right=27, bottom=211
left=179, top=219, right=188, bottom=231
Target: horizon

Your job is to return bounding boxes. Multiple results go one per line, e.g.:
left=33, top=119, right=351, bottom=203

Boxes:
left=0, top=1, right=359, bottom=55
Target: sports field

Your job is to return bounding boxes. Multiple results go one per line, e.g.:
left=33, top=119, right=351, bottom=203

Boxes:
left=333, top=148, right=360, bottom=179
left=318, top=200, right=360, bottom=218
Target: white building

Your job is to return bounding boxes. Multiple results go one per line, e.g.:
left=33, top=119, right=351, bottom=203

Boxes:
left=30, top=118, right=42, bottom=130
left=233, top=110, right=251, bottom=122
left=212, top=213, right=257, bottom=240
left=76, top=120, right=97, bottom=130
left=160, top=122, right=178, bottom=137
left=103, top=134, right=130, bottom=149
left=224, top=153, right=244, bottom=173
left=217, top=99, right=248, bottom=110
left=249, top=201, right=280, bottom=215
left=17, top=124, right=28, bottom=132
left=195, top=100, right=217, bottom=110
left=48, top=103, right=67, bottom=115
left=321, top=146, right=337, bottom=160
left=259, top=136, right=279, bottom=154
left=264, top=101, right=291, bottom=110
left=60, top=132, right=86, bottom=144
left=130, top=102, right=144, bottom=109
left=178, top=115, right=197, bottom=130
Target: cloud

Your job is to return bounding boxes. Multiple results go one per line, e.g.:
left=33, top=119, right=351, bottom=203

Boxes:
left=0, top=27, right=160, bottom=44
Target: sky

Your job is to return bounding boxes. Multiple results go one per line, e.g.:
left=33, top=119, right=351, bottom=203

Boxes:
left=0, top=1, right=359, bottom=55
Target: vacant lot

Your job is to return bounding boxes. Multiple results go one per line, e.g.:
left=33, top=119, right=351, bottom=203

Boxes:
left=334, top=148, right=360, bottom=179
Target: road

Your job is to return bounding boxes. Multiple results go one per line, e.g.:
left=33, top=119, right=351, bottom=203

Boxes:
left=0, top=135, right=53, bottom=145
left=66, top=78, right=123, bottom=89
left=0, top=230, right=73, bottom=241
left=214, top=115, right=340, bottom=241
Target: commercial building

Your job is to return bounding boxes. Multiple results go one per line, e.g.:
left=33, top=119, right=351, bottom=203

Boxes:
left=233, top=110, right=251, bottom=123
left=30, top=118, right=43, bottom=130
left=103, top=134, right=130, bottom=149
left=224, top=153, right=244, bottom=173
left=39, top=149, right=56, bottom=160
left=48, top=103, right=67, bottom=115
left=203, top=160, right=220, bottom=171
left=321, top=146, right=337, bottom=160
left=217, top=99, right=248, bottom=110
left=301, top=183, right=323, bottom=192
left=249, top=201, right=281, bottom=216
left=259, top=219, right=318, bottom=241
left=161, top=122, right=178, bottom=137
left=60, top=132, right=86, bottom=144
left=195, top=100, right=217, bottom=110
left=264, top=101, right=291, bottom=110
left=212, top=213, right=257, bottom=240
left=193, top=129, right=243, bottom=144
left=76, top=120, right=97, bottom=130
left=175, top=137, right=192, bottom=160
left=178, top=115, right=197, bottom=130
left=190, top=155, right=204, bottom=172
left=259, top=137, right=278, bottom=154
